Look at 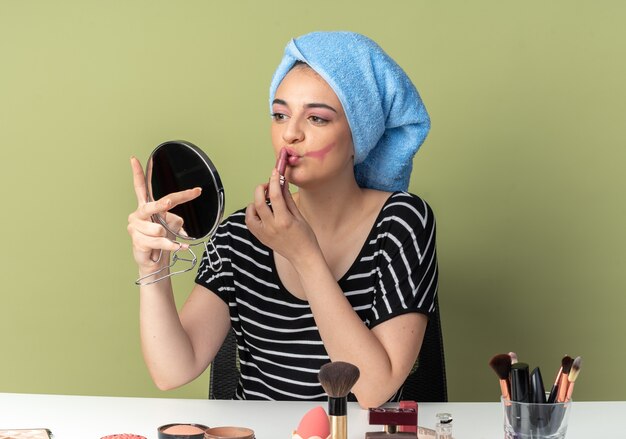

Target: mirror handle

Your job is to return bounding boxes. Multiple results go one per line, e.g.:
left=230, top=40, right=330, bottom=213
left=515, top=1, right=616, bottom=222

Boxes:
left=134, top=243, right=198, bottom=286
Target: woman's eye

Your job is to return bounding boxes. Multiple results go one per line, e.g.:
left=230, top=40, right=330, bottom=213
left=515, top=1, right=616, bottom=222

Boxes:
left=272, top=113, right=288, bottom=122
left=309, top=115, right=328, bottom=125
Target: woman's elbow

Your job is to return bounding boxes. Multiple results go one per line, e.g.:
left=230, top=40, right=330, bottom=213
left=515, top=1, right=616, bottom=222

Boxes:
left=149, top=369, right=192, bottom=391
left=354, top=389, right=396, bottom=409
left=146, top=359, right=204, bottom=391
left=152, top=375, right=182, bottom=391
left=353, top=375, right=408, bottom=408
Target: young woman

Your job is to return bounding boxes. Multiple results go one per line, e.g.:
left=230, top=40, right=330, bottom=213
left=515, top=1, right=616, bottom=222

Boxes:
left=127, top=31, right=438, bottom=408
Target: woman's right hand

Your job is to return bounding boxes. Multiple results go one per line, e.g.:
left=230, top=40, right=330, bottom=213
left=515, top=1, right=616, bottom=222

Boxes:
left=127, top=156, right=202, bottom=273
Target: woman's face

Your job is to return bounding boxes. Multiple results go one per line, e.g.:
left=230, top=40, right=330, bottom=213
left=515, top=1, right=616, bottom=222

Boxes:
left=271, top=65, right=354, bottom=189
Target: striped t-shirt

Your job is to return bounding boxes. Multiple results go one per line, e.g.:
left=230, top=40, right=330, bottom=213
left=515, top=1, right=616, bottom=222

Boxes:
left=195, top=191, right=438, bottom=401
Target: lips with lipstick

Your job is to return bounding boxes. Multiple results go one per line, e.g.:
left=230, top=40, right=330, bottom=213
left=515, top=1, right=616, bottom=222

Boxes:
left=274, top=143, right=337, bottom=188
left=281, top=143, right=335, bottom=167
left=286, top=148, right=302, bottom=166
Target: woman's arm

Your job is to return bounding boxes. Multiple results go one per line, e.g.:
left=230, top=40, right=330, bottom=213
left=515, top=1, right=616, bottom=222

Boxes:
left=128, top=157, right=230, bottom=390
left=291, top=246, right=427, bottom=408
left=139, top=282, right=230, bottom=390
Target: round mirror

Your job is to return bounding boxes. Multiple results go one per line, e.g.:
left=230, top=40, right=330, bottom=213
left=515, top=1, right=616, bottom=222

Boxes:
left=135, top=140, right=225, bottom=286
left=146, top=140, right=225, bottom=241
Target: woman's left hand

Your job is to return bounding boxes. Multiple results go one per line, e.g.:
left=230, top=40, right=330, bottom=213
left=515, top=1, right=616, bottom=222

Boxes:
left=245, top=169, right=320, bottom=265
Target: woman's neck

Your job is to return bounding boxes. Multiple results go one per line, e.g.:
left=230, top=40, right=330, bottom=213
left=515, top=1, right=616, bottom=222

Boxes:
left=294, top=174, right=366, bottom=234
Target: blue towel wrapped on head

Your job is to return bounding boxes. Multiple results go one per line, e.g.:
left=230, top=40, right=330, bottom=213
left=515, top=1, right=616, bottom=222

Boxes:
left=269, top=31, right=430, bottom=192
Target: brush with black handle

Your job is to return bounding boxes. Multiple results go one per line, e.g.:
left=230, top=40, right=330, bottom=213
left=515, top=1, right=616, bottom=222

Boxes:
left=318, top=361, right=360, bottom=439
left=547, top=355, right=572, bottom=404
left=552, top=356, right=574, bottom=404
left=550, top=356, right=581, bottom=435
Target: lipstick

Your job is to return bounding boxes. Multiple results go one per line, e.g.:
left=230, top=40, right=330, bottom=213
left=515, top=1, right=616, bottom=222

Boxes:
left=276, top=147, right=288, bottom=187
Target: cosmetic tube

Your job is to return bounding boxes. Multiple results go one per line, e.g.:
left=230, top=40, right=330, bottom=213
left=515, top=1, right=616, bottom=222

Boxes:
left=529, top=367, right=546, bottom=404
left=509, top=362, right=531, bottom=433
left=510, top=363, right=530, bottom=402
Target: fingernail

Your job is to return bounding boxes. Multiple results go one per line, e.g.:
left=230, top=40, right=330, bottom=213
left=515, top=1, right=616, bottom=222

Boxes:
left=181, top=243, right=189, bottom=250
left=272, top=169, right=277, bottom=177
left=196, top=187, right=202, bottom=193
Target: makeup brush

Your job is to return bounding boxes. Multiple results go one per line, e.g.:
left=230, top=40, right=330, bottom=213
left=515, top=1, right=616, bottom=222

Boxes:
left=488, top=354, right=512, bottom=400
left=508, top=352, right=518, bottom=364
left=564, top=356, right=582, bottom=402
left=556, top=356, right=575, bottom=403
left=318, top=361, right=360, bottom=439
left=548, top=356, right=573, bottom=403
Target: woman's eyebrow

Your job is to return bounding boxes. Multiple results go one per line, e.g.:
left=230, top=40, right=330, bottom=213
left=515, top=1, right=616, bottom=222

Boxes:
left=272, top=99, right=338, bottom=114
left=305, top=103, right=337, bottom=113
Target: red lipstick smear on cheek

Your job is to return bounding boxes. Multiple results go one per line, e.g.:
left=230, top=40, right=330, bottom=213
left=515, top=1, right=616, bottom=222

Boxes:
left=304, top=142, right=336, bottom=161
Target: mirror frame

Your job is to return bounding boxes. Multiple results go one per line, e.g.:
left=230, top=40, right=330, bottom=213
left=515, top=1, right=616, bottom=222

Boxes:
left=145, top=140, right=225, bottom=242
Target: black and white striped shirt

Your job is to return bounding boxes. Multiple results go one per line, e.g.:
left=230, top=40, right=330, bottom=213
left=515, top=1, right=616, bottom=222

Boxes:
left=195, top=191, right=438, bottom=401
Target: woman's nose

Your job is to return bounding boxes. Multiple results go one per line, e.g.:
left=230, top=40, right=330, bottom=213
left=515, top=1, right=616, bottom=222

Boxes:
left=282, top=117, right=305, bottom=144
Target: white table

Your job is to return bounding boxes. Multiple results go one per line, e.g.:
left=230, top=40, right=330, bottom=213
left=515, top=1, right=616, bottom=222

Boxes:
left=0, top=393, right=617, bottom=438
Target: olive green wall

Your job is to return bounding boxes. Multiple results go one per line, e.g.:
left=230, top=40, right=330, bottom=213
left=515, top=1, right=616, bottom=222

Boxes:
left=1, top=0, right=624, bottom=402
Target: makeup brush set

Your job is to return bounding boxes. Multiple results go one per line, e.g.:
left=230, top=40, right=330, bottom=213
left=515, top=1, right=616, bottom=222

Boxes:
left=489, top=352, right=582, bottom=439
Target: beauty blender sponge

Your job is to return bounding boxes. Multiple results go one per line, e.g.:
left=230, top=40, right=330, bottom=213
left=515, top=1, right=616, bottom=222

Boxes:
left=293, top=406, right=330, bottom=439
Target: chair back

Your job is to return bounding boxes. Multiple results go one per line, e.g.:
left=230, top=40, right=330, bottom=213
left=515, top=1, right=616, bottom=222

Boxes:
left=400, top=295, right=448, bottom=402
left=208, top=328, right=239, bottom=400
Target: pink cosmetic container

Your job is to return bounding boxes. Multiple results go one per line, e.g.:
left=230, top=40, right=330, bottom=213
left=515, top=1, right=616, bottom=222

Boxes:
left=158, top=423, right=209, bottom=439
